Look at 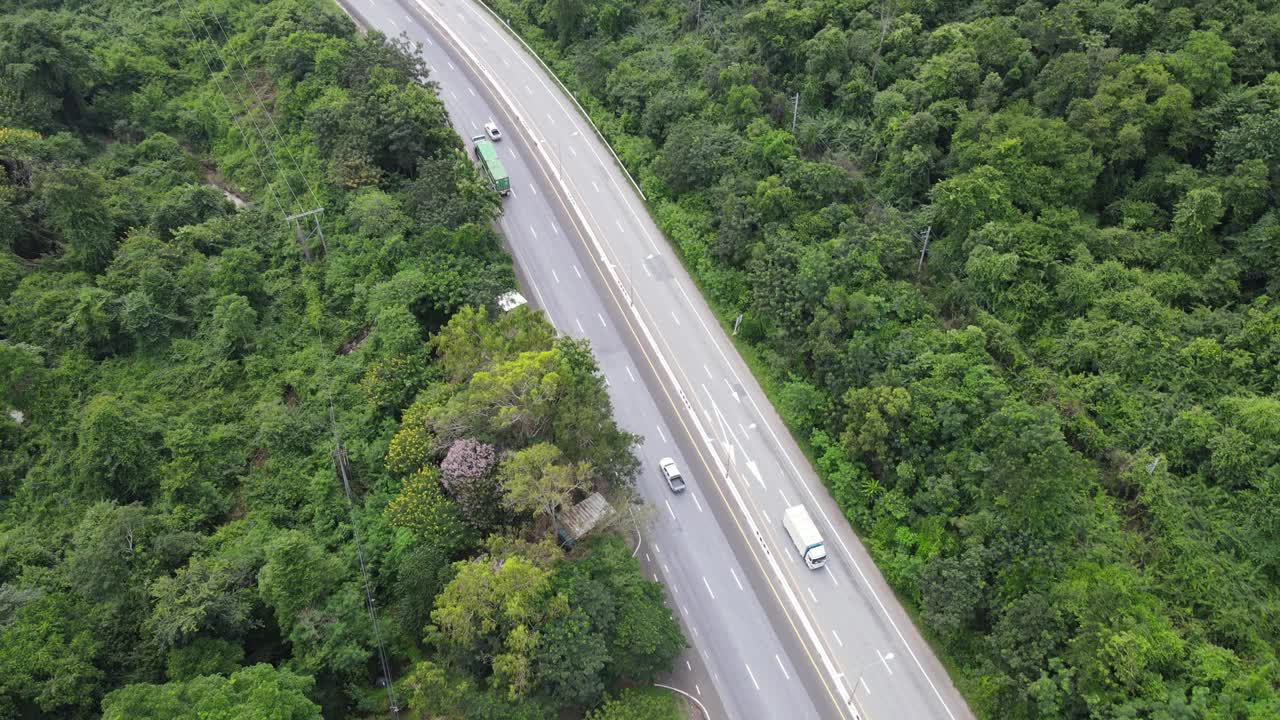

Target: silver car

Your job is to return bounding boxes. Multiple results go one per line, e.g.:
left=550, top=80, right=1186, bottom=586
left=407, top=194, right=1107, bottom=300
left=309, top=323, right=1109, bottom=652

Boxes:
left=658, top=457, right=686, bottom=493
left=484, top=122, right=502, bottom=141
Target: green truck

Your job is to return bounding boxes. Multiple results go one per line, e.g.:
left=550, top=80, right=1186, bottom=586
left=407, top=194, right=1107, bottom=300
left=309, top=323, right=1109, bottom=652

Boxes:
left=471, top=136, right=510, bottom=196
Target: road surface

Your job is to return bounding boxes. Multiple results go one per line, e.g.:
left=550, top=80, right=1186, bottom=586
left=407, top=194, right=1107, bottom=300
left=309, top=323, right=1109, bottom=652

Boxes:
left=339, top=1, right=976, bottom=719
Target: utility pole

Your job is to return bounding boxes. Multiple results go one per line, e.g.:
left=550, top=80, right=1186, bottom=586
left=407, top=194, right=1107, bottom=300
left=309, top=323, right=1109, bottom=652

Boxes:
left=286, top=207, right=326, bottom=261
left=915, top=224, right=931, bottom=275
left=791, top=92, right=800, bottom=133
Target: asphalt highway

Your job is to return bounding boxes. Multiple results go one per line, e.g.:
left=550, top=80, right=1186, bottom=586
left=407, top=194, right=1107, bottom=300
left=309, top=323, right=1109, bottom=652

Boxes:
left=338, top=1, right=976, bottom=719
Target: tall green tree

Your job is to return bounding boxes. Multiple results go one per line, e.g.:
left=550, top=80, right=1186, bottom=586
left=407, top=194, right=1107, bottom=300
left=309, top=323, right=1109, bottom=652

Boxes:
left=498, top=443, right=592, bottom=530
left=100, top=664, right=321, bottom=720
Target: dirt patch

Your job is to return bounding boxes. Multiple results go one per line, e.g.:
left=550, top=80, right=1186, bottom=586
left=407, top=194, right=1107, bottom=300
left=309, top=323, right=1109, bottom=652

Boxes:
left=204, top=165, right=250, bottom=208
left=338, top=327, right=371, bottom=355
left=248, top=447, right=270, bottom=469
left=282, top=384, right=300, bottom=409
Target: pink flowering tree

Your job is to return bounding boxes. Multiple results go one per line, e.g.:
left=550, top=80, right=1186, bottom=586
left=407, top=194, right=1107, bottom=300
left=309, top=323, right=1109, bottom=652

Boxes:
left=439, top=439, right=505, bottom=532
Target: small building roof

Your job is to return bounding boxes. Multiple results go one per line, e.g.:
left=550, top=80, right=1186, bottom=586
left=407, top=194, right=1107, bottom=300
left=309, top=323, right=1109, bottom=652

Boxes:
left=559, top=492, right=615, bottom=542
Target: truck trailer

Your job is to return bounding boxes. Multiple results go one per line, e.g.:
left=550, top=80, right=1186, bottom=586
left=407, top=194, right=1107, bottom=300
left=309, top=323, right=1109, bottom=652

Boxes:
left=782, top=505, right=827, bottom=569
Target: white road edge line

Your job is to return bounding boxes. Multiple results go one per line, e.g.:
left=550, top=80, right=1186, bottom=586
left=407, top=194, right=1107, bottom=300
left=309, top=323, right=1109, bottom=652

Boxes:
left=655, top=684, right=711, bottom=720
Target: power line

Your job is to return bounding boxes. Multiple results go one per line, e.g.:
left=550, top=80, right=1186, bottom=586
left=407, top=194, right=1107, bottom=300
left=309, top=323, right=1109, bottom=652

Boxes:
left=171, top=3, right=288, bottom=220
left=200, top=9, right=327, bottom=215
left=195, top=8, right=327, bottom=255
left=173, top=3, right=398, bottom=714
left=178, top=3, right=306, bottom=217
left=331, top=402, right=402, bottom=718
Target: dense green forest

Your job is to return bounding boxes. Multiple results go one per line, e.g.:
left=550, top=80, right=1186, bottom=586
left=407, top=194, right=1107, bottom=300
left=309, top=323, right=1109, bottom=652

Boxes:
left=0, top=0, right=685, bottom=718
left=484, top=0, right=1280, bottom=717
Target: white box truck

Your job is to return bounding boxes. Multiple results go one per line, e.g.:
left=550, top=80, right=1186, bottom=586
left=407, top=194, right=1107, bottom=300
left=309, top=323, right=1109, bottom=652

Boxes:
left=783, top=505, right=827, bottom=569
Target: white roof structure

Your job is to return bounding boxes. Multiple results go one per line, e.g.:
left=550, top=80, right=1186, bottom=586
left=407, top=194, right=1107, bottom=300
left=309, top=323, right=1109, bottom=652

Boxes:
left=497, top=290, right=528, bottom=312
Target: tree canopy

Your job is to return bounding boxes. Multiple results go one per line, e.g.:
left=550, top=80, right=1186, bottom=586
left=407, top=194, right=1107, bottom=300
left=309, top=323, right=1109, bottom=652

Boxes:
left=0, top=0, right=679, bottom=718
left=485, top=0, right=1280, bottom=716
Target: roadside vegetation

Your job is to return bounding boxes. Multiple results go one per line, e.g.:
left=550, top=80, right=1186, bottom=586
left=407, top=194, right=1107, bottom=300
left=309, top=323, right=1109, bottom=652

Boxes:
left=0, top=0, right=683, bottom=718
left=482, top=0, right=1280, bottom=717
